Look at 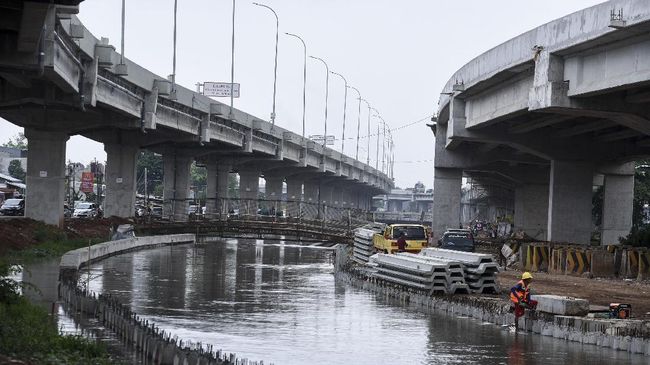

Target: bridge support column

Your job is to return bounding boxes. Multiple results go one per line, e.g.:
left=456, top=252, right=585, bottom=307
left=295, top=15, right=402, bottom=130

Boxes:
left=332, top=186, right=343, bottom=207
left=547, top=161, right=593, bottom=244
left=104, top=144, right=138, bottom=218
left=265, top=176, right=283, bottom=201
left=216, top=164, right=230, bottom=218
left=514, top=183, right=549, bottom=240
left=205, top=161, right=218, bottom=218
left=163, top=153, right=191, bottom=221
left=239, top=169, right=260, bottom=217
left=432, top=167, right=462, bottom=240
left=303, top=181, right=318, bottom=203
left=602, top=172, right=634, bottom=244
left=25, top=129, right=68, bottom=227
left=285, top=176, right=302, bottom=218
left=320, top=183, right=333, bottom=206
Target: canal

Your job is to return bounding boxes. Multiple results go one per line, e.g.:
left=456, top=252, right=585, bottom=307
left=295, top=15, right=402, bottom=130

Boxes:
left=56, top=238, right=642, bottom=365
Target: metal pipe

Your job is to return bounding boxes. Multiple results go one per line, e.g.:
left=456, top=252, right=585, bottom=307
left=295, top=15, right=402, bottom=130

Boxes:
left=309, top=56, right=329, bottom=147
left=229, top=0, right=236, bottom=118
left=347, top=85, right=361, bottom=161
left=330, top=71, right=348, bottom=155
left=253, top=2, right=279, bottom=127
left=285, top=32, right=307, bottom=140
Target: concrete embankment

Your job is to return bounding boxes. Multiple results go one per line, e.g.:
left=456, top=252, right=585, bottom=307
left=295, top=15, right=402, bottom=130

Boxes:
left=334, top=246, right=650, bottom=356
left=59, top=234, right=195, bottom=280
left=59, top=234, right=270, bottom=365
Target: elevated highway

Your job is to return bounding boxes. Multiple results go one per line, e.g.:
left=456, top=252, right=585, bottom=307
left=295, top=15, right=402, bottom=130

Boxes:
left=432, top=0, right=650, bottom=244
left=0, top=1, right=392, bottom=226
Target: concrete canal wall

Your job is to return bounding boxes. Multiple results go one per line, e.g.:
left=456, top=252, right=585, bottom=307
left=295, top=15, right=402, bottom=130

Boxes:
left=59, top=234, right=271, bottom=365
left=59, top=234, right=195, bottom=280
left=334, top=246, right=650, bottom=356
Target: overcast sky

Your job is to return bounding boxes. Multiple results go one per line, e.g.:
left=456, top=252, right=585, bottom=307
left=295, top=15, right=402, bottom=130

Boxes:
left=0, top=0, right=604, bottom=188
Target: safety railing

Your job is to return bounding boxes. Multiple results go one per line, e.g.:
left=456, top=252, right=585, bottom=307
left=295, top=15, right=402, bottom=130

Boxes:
left=155, top=197, right=374, bottom=232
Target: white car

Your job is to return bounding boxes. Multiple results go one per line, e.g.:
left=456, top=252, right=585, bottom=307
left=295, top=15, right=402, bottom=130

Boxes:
left=73, top=202, right=99, bottom=218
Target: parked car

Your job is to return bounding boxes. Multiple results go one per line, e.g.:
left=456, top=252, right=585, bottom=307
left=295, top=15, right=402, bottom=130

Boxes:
left=438, top=229, right=475, bottom=252
left=73, top=202, right=99, bottom=218
left=0, top=198, right=24, bottom=216
left=151, top=206, right=163, bottom=218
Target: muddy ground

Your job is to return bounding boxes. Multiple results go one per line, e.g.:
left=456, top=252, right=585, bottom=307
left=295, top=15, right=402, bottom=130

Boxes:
left=0, top=217, right=131, bottom=255
left=497, top=270, right=650, bottom=319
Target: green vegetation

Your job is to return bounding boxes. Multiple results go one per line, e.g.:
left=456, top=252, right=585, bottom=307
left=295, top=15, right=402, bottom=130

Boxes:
left=1, top=132, right=27, bottom=149
left=0, top=228, right=109, bottom=363
left=7, top=159, right=25, bottom=181
left=620, top=161, right=650, bottom=247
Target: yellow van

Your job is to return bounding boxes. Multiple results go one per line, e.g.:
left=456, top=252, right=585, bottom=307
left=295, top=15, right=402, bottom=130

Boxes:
left=372, top=224, right=430, bottom=254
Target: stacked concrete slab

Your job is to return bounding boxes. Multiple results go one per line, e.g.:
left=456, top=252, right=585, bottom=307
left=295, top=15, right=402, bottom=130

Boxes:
left=373, top=253, right=469, bottom=294
left=420, top=248, right=499, bottom=294
left=352, top=225, right=384, bottom=264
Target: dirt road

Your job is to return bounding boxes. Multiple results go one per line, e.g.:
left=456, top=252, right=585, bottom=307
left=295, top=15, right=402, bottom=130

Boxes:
left=497, top=270, right=650, bottom=319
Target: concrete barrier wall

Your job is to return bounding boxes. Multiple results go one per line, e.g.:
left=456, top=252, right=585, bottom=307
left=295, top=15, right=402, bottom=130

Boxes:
left=337, top=270, right=650, bottom=356
left=59, top=234, right=195, bottom=280
left=59, top=283, right=269, bottom=365
left=58, top=233, right=271, bottom=365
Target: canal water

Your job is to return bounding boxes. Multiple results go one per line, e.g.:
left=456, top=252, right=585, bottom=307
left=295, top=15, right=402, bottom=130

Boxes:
left=67, top=238, right=644, bottom=365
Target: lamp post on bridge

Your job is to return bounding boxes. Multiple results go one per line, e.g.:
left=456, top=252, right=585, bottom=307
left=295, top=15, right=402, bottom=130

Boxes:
left=330, top=71, right=348, bottom=155
left=252, top=2, right=279, bottom=127
left=285, top=32, right=307, bottom=140
left=309, top=55, right=330, bottom=148
left=347, top=85, right=362, bottom=161
left=360, top=98, right=372, bottom=165
left=371, top=107, right=381, bottom=170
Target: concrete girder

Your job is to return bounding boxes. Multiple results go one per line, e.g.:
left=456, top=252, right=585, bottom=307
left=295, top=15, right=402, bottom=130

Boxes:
left=508, top=115, right=574, bottom=134
left=554, top=120, right=613, bottom=138
left=595, top=129, right=642, bottom=142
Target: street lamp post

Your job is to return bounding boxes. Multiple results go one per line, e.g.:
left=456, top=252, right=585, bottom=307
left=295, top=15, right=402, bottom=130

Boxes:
left=229, top=0, right=236, bottom=119
left=360, top=99, right=371, bottom=165
left=309, top=56, right=329, bottom=147
left=330, top=71, right=348, bottom=155
left=370, top=107, right=380, bottom=170
left=347, top=85, right=361, bottom=161
left=381, top=117, right=387, bottom=173
left=285, top=32, right=307, bottom=140
left=252, top=2, right=279, bottom=127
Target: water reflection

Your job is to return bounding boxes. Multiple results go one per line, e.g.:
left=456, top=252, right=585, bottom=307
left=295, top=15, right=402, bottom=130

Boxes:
left=83, top=239, right=646, bottom=365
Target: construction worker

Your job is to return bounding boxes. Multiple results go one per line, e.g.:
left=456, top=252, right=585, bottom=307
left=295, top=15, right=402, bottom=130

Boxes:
left=510, top=272, right=538, bottom=330
left=396, top=232, right=408, bottom=253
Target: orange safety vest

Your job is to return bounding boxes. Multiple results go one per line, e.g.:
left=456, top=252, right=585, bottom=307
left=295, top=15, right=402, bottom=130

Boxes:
left=510, top=279, right=530, bottom=305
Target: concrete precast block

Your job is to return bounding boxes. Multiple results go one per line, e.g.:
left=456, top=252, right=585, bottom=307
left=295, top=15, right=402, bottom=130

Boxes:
left=590, top=250, right=616, bottom=277
left=531, top=295, right=589, bottom=316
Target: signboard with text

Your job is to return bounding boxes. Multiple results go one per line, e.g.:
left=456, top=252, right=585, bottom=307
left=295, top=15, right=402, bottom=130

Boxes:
left=203, top=82, right=240, bottom=98
left=309, top=135, right=335, bottom=145
left=81, top=172, right=94, bottom=193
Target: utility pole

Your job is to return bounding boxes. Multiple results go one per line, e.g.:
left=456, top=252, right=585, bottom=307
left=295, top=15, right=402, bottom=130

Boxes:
left=144, top=167, right=148, bottom=211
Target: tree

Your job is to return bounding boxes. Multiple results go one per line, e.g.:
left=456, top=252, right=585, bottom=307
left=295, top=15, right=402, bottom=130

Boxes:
left=2, top=133, right=27, bottom=149
left=136, top=151, right=163, bottom=197
left=8, top=159, right=25, bottom=181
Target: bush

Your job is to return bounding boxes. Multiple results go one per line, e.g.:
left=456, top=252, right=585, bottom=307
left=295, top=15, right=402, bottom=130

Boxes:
left=619, top=225, right=650, bottom=247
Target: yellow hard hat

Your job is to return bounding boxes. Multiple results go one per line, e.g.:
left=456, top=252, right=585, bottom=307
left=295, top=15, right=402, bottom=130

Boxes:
left=522, top=272, right=533, bottom=280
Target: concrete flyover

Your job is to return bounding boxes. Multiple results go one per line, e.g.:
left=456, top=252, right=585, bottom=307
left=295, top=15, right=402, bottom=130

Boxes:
left=432, top=0, right=650, bottom=244
left=0, top=1, right=392, bottom=226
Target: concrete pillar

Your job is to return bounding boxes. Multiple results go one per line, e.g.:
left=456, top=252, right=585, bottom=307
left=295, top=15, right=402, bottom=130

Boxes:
left=514, top=183, right=549, bottom=240
left=547, top=160, right=593, bottom=244
left=265, top=176, right=283, bottom=201
left=239, top=169, right=260, bottom=216
left=25, top=129, right=68, bottom=227
left=162, top=153, right=191, bottom=221
left=602, top=174, right=634, bottom=244
left=303, top=181, right=319, bottom=203
left=332, top=186, right=343, bottom=206
left=204, top=161, right=218, bottom=218
left=104, top=144, right=138, bottom=218
left=216, top=164, right=230, bottom=217
left=285, top=176, right=302, bottom=218
left=320, top=183, right=333, bottom=205
left=432, top=167, right=462, bottom=240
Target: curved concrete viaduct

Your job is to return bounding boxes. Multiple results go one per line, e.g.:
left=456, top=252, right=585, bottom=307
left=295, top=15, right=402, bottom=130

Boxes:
left=0, top=1, right=392, bottom=226
left=433, top=0, right=650, bottom=244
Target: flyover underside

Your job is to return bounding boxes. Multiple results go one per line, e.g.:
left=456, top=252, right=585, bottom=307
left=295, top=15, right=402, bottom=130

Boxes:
left=433, top=2, right=650, bottom=244
left=0, top=3, right=391, bottom=226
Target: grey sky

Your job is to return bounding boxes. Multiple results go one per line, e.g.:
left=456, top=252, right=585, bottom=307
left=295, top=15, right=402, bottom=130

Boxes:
left=0, top=0, right=603, bottom=188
